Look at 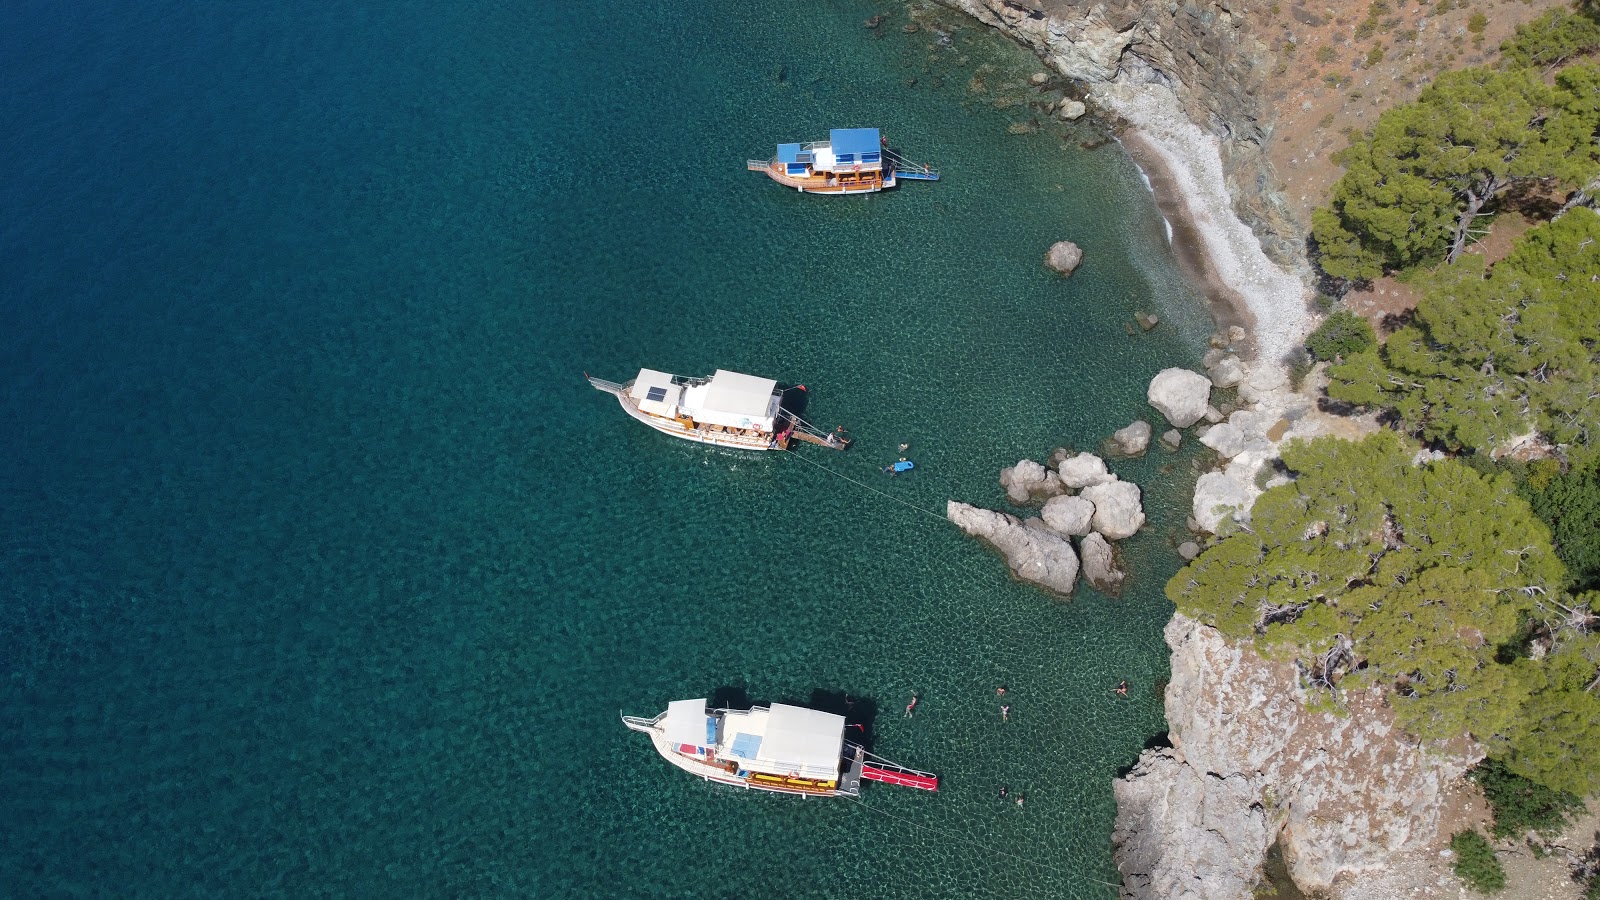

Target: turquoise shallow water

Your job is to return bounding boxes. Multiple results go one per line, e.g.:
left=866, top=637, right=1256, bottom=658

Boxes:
left=1, top=1, right=1212, bottom=896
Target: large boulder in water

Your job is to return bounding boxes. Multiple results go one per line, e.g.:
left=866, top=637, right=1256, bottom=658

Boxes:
left=947, top=501, right=1079, bottom=595
left=1044, top=240, right=1083, bottom=275
left=1000, top=458, right=1063, bottom=504
left=1079, top=532, right=1125, bottom=593
left=1055, top=452, right=1116, bottom=489
left=1110, top=420, right=1152, bottom=457
left=1040, top=494, right=1095, bottom=537
left=1083, top=480, right=1145, bottom=540
left=1147, top=368, right=1213, bottom=428
left=1193, top=470, right=1254, bottom=533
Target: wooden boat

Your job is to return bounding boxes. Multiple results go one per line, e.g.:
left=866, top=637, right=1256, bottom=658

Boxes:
left=586, top=368, right=850, bottom=451
left=622, top=699, right=939, bottom=798
left=746, top=128, right=939, bottom=195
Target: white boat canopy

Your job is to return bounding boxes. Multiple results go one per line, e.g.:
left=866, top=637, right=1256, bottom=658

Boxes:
left=662, top=698, right=711, bottom=747
left=762, top=703, right=846, bottom=776
left=703, top=370, right=778, bottom=418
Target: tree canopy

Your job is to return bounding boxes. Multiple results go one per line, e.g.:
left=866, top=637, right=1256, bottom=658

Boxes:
left=1168, top=433, right=1600, bottom=794
left=1312, top=64, right=1600, bottom=281
left=1326, top=209, right=1600, bottom=457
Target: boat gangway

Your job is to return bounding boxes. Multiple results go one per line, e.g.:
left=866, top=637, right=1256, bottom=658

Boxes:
left=856, top=748, right=940, bottom=791
left=886, top=149, right=939, bottom=181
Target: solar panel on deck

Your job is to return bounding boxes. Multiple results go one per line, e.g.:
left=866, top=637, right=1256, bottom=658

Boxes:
left=645, top=386, right=668, bottom=402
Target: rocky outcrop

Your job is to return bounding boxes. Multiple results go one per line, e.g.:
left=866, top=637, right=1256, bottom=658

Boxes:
left=1208, top=354, right=1246, bottom=388
left=1045, top=240, right=1084, bottom=274
left=1110, top=420, right=1152, bottom=457
left=1112, top=615, right=1482, bottom=897
left=1054, top=451, right=1115, bottom=489
left=1113, top=750, right=1273, bottom=899
left=1000, top=458, right=1064, bottom=503
left=1083, top=480, right=1144, bottom=539
left=1040, top=494, right=1094, bottom=537
left=1198, top=422, right=1246, bottom=458
left=933, top=0, right=1302, bottom=268
left=1147, top=368, right=1212, bottom=428
left=947, top=501, right=1079, bottom=594
left=1078, top=531, right=1125, bottom=592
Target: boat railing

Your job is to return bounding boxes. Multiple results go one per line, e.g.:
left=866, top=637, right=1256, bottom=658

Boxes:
left=746, top=158, right=773, bottom=171
left=586, top=375, right=625, bottom=395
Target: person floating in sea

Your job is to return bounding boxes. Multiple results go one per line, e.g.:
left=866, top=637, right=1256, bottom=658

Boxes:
left=898, top=442, right=910, bottom=453
left=998, top=785, right=1009, bottom=800
left=1014, top=793, right=1025, bottom=808
left=996, top=685, right=1007, bottom=696
left=1114, top=680, right=1128, bottom=697
left=905, top=692, right=919, bottom=718
left=1000, top=704, right=1011, bottom=723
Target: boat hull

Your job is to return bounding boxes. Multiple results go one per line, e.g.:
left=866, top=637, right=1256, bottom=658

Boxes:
left=749, top=161, right=896, bottom=195
left=623, top=712, right=855, bottom=798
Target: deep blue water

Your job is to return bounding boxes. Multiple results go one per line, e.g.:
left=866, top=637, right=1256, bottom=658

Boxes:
left=2, top=2, right=1213, bottom=896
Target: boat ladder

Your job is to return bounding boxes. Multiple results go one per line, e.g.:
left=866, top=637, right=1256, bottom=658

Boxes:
left=885, top=149, right=940, bottom=181
left=856, top=749, right=939, bottom=791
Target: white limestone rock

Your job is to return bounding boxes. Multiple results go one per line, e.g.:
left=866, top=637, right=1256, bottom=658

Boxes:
left=946, top=501, right=1079, bottom=595
left=1044, top=240, right=1083, bottom=274
left=999, top=458, right=1063, bottom=504
left=1083, top=480, right=1145, bottom=540
left=1056, top=452, right=1116, bottom=489
left=1199, top=422, right=1246, bottom=458
left=1040, top=494, right=1095, bottom=537
left=1208, top=354, right=1245, bottom=388
left=1058, top=99, right=1088, bottom=120
left=1079, top=531, right=1125, bottom=592
left=1192, top=470, right=1253, bottom=533
left=1147, top=367, right=1213, bottom=428
left=1110, top=420, right=1153, bottom=456
left=1160, top=428, right=1182, bottom=450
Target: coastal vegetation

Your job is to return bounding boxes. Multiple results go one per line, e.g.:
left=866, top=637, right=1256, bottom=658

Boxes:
left=1450, top=829, right=1508, bottom=893
left=1170, top=0, right=1600, bottom=828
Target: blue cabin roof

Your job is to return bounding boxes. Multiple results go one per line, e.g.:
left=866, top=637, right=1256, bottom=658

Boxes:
left=830, top=128, right=881, bottom=157
left=776, top=143, right=802, bottom=164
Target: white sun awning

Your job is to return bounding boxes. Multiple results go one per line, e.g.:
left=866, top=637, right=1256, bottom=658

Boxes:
left=662, top=698, right=709, bottom=746
left=701, top=370, right=777, bottom=419
left=629, top=369, right=677, bottom=402
left=761, top=703, right=844, bottom=773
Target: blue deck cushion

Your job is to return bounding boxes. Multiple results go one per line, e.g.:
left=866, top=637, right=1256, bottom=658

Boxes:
left=861, top=151, right=880, bottom=163
left=776, top=143, right=802, bottom=164
left=785, top=163, right=808, bottom=176
left=706, top=717, right=717, bottom=745
left=730, top=732, right=764, bottom=760
left=836, top=153, right=855, bottom=164
left=829, top=128, right=881, bottom=158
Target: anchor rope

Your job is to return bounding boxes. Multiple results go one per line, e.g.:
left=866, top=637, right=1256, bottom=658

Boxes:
left=783, top=447, right=948, bottom=523
left=843, top=794, right=1122, bottom=894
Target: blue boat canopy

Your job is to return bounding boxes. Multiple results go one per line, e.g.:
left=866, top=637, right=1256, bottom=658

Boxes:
left=830, top=128, right=881, bottom=157
left=776, top=143, right=802, bottom=164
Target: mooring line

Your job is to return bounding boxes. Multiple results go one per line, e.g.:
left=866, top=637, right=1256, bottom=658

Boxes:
left=784, top=448, right=949, bottom=523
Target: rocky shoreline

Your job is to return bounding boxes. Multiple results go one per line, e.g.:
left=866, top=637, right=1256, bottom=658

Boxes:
left=925, top=1, right=1483, bottom=896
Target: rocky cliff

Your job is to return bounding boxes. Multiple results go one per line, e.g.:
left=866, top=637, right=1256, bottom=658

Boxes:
left=1112, top=615, right=1480, bottom=897
left=934, top=0, right=1303, bottom=266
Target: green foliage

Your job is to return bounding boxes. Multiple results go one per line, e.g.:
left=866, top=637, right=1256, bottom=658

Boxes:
left=1451, top=830, right=1507, bottom=893
left=1167, top=432, right=1564, bottom=743
left=1471, top=759, right=1585, bottom=838
left=1501, top=628, right=1600, bottom=796
left=1311, top=64, right=1600, bottom=279
left=1525, top=456, right=1600, bottom=592
left=1500, top=7, right=1600, bottom=70
left=1468, top=11, right=1488, bottom=33
left=1317, top=45, right=1338, bottom=63
left=1366, top=45, right=1386, bottom=66
left=1305, top=310, right=1377, bottom=361
left=1327, top=210, right=1600, bottom=455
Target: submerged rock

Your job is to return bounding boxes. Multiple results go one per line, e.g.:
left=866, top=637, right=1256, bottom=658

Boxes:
left=1058, top=99, right=1087, bottom=120
left=1177, top=541, right=1201, bottom=561
left=1083, top=480, right=1145, bottom=539
left=1160, top=429, right=1182, bottom=450
left=947, top=501, right=1079, bottom=595
left=1040, top=494, right=1095, bottom=537
left=1110, top=420, right=1152, bottom=457
left=1044, top=240, right=1083, bottom=274
left=1079, top=532, right=1125, bottom=592
left=1147, top=368, right=1212, bottom=428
